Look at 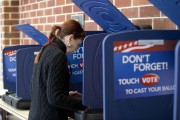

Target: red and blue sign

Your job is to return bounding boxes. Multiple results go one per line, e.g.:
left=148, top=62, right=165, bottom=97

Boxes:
left=114, top=40, right=177, bottom=99
left=67, top=45, right=83, bottom=83
left=4, top=50, right=17, bottom=83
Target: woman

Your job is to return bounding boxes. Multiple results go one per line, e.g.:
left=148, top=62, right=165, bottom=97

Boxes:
left=28, top=20, right=87, bottom=120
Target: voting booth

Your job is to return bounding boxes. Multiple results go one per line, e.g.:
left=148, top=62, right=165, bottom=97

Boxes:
left=173, top=40, right=180, bottom=120
left=102, top=30, right=180, bottom=120
left=72, top=0, right=180, bottom=120
left=71, top=0, right=139, bottom=119
left=2, top=45, right=41, bottom=109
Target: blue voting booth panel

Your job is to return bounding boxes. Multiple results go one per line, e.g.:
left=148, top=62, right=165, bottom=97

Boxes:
left=83, top=33, right=108, bottom=109
left=72, top=0, right=137, bottom=33
left=103, top=30, right=180, bottom=120
left=173, top=40, right=180, bottom=120
left=3, top=45, right=40, bottom=92
left=14, top=24, right=48, bottom=45
left=67, top=31, right=105, bottom=93
left=16, top=46, right=41, bottom=100
left=149, top=0, right=180, bottom=27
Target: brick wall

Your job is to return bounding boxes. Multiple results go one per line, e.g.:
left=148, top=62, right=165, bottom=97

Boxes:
left=0, top=0, right=175, bottom=46
left=0, top=0, right=19, bottom=81
left=17, top=0, right=177, bottom=45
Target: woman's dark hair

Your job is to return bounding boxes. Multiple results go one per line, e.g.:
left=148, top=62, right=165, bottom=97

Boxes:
left=34, top=20, right=85, bottom=64
left=49, top=20, right=85, bottom=40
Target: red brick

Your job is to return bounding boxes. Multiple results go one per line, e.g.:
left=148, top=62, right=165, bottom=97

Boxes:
left=32, top=4, right=38, bottom=10
left=37, top=10, right=44, bottom=16
left=11, top=13, right=19, bottom=19
left=39, top=17, right=46, bottom=23
left=11, top=1, right=19, bottom=6
left=56, top=15, right=65, bottom=22
left=54, top=7, right=62, bottom=15
left=24, top=0, right=29, bottom=5
left=4, top=20, right=19, bottom=25
left=48, top=16, right=55, bottom=23
left=47, top=1, right=55, bottom=7
left=57, top=1, right=65, bottom=6
left=32, top=18, right=39, bottom=24
left=21, top=20, right=26, bottom=24
left=24, top=19, right=31, bottom=23
left=26, top=5, right=31, bottom=11
left=2, top=27, right=10, bottom=32
left=30, top=40, right=38, bottom=45
left=21, top=6, right=26, bottom=11
left=121, top=8, right=138, bottom=18
left=11, top=39, right=20, bottom=45
left=132, top=19, right=152, bottom=27
left=45, top=25, right=52, bottom=31
left=73, top=5, right=82, bottom=12
left=85, top=22, right=98, bottom=31
left=24, top=12, right=29, bottom=18
left=66, top=14, right=71, bottom=20
left=2, top=40, right=10, bottom=45
left=40, top=2, right=46, bottom=9
left=66, top=0, right=72, bottom=4
left=4, top=7, right=19, bottom=12
left=115, top=0, right=131, bottom=7
left=133, top=0, right=151, bottom=6
left=140, top=6, right=160, bottom=17
left=2, top=14, right=10, bottom=19
left=45, top=9, right=52, bottom=15
left=63, top=6, right=72, bottom=13
left=154, top=18, right=176, bottom=30
left=11, top=27, right=19, bottom=32
left=30, top=0, right=36, bottom=3
left=30, top=11, right=36, bottom=17
left=2, top=1, right=9, bottom=6
left=23, top=40, right=30, bottom=44
left=4, top=33, right=20, bottom=38
left=37, top=25, right=44, bottom=31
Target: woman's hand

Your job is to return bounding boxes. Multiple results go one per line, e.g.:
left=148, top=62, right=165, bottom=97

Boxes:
left=69, top=91, right=82, bottom=97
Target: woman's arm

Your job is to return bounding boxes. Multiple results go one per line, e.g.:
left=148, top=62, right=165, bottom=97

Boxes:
left=46, top=52, right=86, bottom=111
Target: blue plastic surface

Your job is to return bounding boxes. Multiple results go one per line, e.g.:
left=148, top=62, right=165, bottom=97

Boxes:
left=2, top=45, right=40, bottom=92
left=68, top=31, right=105, bottom=92
left=14, top=23, right=48, bottom=45
left=83, top=33, right=108, bottom=109
left=149, top=0, right=180, bottom=27
left=16, top=46, right=41, bottom=100
left=103, top=30, right=180, bottom=120
left=173, top=40, right=180, bottom=120
left=72, top=0, right=137, bottom=33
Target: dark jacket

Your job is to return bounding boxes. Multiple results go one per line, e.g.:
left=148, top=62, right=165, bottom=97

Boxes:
left=28, top=38, right=85, bottom=120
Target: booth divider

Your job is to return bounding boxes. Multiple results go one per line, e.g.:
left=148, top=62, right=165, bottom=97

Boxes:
left=173, top=40, right=180, bottom=120
left=102, top=30, right=180, bottom=120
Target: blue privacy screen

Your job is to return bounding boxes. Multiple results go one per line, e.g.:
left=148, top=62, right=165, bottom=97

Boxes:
left=103, top=30, right=180, bottom=120
left=72, top=0, right=137, bottom=33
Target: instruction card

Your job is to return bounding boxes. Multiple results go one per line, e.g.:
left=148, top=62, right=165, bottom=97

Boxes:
left=114, top=40, right=178, bottom=99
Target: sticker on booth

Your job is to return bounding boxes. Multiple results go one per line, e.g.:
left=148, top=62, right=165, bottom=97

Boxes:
left=4, top=50, right=17, bottom=83
left=114, top=40, right=178, bottom=99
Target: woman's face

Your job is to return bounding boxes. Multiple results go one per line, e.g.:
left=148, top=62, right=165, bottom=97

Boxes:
left=64, top=35, right=83, bottom=54
left=68, top=38, right=82, bottom=53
